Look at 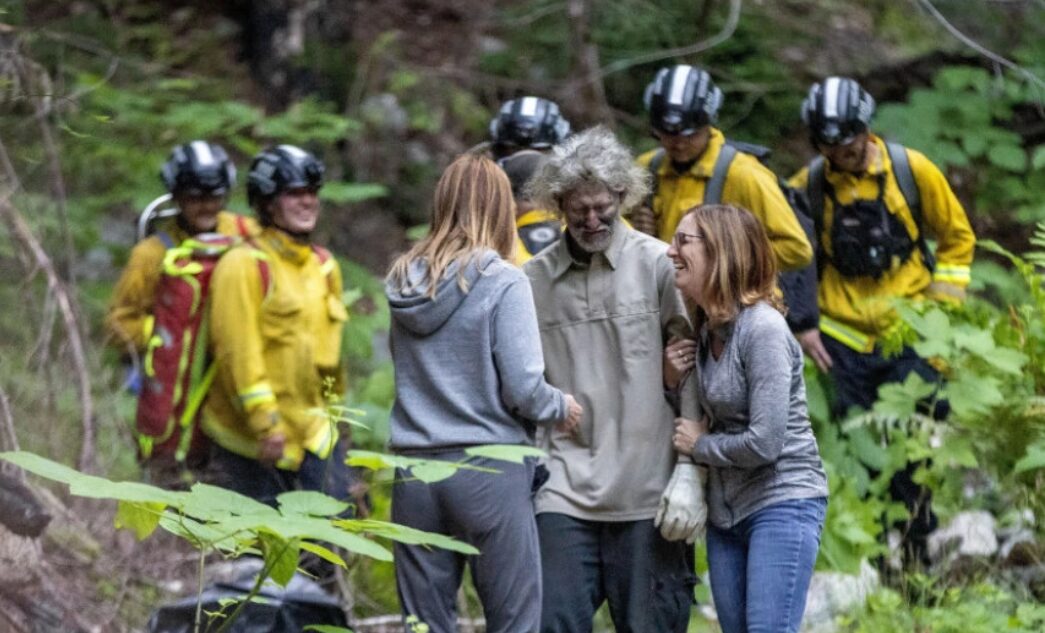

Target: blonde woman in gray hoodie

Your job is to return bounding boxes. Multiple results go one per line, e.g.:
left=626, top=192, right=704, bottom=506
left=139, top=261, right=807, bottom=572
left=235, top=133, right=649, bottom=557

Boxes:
left=385, top=153, right=582, bottom=633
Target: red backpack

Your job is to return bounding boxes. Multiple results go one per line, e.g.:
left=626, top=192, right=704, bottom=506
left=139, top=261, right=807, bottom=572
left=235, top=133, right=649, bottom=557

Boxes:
left=136, top=228, right=335, bottom=466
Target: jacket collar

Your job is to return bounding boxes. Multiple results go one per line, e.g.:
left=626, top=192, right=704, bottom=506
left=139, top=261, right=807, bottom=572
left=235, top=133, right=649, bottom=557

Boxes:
left=656, top=127, right=726, bottom=179
left=261, top=226, right=313, bottom=266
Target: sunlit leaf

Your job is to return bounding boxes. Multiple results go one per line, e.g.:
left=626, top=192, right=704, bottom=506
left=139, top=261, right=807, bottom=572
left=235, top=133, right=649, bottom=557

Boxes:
left=277, top=490, right=350, bottom=518
left=115, top=500, right=165, bottom=540
left=464, top=444, right=545, bottom=463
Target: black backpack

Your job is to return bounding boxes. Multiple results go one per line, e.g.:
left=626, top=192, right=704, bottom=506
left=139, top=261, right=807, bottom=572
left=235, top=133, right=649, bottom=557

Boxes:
left=646, top=141, right=819, bottom=331
left=806, top=141, right=934, bottom=275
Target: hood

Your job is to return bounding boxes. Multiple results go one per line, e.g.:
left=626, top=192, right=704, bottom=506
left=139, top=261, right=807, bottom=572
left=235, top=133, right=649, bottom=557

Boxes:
left=386, top=250, right=499, bottom=336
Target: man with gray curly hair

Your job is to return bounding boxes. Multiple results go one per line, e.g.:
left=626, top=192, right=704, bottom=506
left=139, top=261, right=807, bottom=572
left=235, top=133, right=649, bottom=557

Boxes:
left=524, top=126, right=706, bottom=632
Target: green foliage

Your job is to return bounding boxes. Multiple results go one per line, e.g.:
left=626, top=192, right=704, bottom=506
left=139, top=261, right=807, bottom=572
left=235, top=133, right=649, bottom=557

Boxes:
left=874, top=65, right=1043, bottom=225
left=0, top=449, right=481, bottom=562
left=840, top=578, right=1045, bottom=633
left=348, top=444, right=545, bottom=483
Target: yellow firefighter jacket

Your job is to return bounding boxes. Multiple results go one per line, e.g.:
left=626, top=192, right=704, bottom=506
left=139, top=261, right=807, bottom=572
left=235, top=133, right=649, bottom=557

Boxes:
left=105, top=212, right=258, bottom=354
left=201, top=227, right=347, bottom=470
left=636, top=127, right=812, bottom=271
left=788, top=134, right=976, bottom=351
left=514, top=208, right=563, bottom=266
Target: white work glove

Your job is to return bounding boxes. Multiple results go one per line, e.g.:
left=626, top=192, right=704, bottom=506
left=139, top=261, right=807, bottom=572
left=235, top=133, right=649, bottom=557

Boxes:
left=654, top=461, right=708, bottom=544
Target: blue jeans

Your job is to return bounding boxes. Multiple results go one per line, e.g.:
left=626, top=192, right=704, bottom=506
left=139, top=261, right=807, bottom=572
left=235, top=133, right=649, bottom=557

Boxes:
left=706, top=497, right=827, bottom=633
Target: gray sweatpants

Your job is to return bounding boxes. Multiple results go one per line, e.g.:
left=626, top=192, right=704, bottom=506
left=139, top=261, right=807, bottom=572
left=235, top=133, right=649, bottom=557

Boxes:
left=392, top=453, right=540, bottom=633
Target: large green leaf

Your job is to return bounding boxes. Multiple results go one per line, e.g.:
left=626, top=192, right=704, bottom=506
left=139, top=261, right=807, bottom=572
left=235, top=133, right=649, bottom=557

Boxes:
left=1032, top=145, right=1045, bottom=171
left=1013, top=442, right=1045, bottom=474
left=259, top=531, right=299, bottom=587
left=410, top=461, right=459, bottom=483
left=987, top=145, right=1028, bottom=172
left=277, top=490, right=350, bottom=518
left=115, top=501, right=165, bottom=540
left=338, top=519, right=479, bottom=555
left=182, top=483, right=279, bottom=521
left=463, top=444, right=546, bottom=464
left=944, top=373, right=1004, bottom=419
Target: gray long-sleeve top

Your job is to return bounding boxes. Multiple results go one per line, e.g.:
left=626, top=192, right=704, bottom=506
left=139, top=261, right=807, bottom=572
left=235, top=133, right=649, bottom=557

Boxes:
left=387, top=251, right=567, bottom=451
left=691, top=301, right=828, bottom=529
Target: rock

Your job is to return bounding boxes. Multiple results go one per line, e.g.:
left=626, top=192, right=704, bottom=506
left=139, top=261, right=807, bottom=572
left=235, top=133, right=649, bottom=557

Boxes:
left=928, top=510, right=998, bottom=562
left=801, top=560, right=880, bottom=633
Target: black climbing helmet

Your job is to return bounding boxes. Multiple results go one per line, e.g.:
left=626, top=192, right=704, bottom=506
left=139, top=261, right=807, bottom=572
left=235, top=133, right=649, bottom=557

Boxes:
left=246, top=144, right=325, bottom=212
left=160, top=140, right=236, bottom=196
left=801, top=77, right=876, bottom=146
left=497, top=149, right=547, bottom=199
left=489, top=97, right=571, bottom=153
left=644, top=65, right=723, bottom=135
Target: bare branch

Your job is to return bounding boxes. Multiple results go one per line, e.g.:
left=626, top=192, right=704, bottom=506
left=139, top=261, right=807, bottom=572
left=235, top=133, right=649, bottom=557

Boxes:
left=598, top=0, right=743, bottom=78
left=914, top=0, right=1045, bottom=99
left=0, top=384, right=21, bottom=481
left=0, top=138, right=96, bottom=473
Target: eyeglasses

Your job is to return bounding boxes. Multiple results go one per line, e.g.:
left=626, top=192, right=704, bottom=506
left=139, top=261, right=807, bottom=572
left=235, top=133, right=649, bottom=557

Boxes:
left=672, top=232, right=702, bottom=250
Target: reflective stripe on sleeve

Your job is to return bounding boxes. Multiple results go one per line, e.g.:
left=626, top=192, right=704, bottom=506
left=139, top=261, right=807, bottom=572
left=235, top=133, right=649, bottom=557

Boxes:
left=238, top=382, right=276, bottom=410
left=932, top=263, right=971, bottom=285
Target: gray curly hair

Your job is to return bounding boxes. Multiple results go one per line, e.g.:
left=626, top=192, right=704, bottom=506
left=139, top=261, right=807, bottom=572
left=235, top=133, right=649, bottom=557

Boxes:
left=525, top=125, right=651, bottom=214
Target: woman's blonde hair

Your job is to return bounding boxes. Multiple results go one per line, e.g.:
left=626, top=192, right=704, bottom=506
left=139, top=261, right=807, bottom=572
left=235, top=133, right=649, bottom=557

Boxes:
left=685, top=204, right=785, bottom=328
left=387, top=153, right=516, bottom=297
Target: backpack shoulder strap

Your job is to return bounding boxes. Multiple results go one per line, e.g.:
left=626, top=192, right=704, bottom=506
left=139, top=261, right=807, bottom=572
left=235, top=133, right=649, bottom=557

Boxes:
left=705, top=143, right=738, bottom=205
left=885, top=141, right=933, bottom=271
left=155, top=230, right=175, bottom=250
left=885, top=141, right=922, bottom=226
left=806, top=156, right=826, bottom=235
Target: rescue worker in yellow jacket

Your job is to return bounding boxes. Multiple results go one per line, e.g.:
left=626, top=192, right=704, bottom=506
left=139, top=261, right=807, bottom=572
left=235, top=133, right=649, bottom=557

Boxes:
left=487, top=96, right=571, bottom=160
left=789, top=77, right=975, bottom=566
left=633, top=65, right=812, bottom=271
left=106, top=141, right=257, bottom=357
left=202, top=144, right=352, bottom=506
left=497, top=149, right=561, bottom=265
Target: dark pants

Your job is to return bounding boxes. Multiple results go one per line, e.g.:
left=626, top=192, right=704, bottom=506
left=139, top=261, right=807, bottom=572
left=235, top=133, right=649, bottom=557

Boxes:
left=204, top=438, right=354, bottom=509
left=707, top=498, right=827, bottom=633
left=392, top=455, right=541, bottom=633
left=537, top=513, right=694, bottom=633
left=823, top=336, right=943, bottom=562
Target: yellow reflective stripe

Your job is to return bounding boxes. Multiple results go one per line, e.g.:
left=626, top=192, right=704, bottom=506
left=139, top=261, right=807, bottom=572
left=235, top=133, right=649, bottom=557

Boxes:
left=138, top=434, right=154, bottom=459
left=820, top=316, right=875, bottom=353
left=238, top=382, right=276, bottom=410
left=143, top=334, right=163, bottom=377
left=933, top=264, right=970, bottom=285
left=304, top=422, right=338, bottom=459
left=142, top=315, right=155, bottom=341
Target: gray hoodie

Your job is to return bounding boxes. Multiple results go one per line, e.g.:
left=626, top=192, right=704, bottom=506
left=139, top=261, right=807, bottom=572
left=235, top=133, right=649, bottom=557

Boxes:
left=386, top=250, right=566, bottom=451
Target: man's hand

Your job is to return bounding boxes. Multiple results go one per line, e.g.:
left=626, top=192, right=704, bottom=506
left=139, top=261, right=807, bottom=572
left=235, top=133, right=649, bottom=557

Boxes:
left=796, top=328, right=833, bottom=373
left=654, top=462, right=708, bottom=543
left=664, top=337, right=697, bottom=390
left=257, top=432, right=286, bottom=465
left=673, top=416, right=707, bottom=456
left=555, top=394, right=584, bottom=437
left=629, top=205, right=657, bottom=236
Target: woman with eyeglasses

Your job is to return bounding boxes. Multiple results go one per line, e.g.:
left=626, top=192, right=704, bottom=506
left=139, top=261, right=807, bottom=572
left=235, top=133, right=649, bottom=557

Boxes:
left=665, top=203, right=829, bottom=633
